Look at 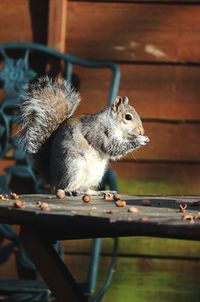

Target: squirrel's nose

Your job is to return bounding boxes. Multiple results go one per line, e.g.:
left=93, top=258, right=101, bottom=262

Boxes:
left=138, top=126, right=144, bottom=136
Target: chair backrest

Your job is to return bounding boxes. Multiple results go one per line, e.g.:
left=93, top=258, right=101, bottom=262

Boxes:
left=0, top=42, right=121, bottom=193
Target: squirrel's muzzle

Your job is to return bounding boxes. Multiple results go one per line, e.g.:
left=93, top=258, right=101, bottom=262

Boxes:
left=138, top=126, right=144, bottom=136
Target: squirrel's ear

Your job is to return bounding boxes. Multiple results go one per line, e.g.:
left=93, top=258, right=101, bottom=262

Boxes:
left=122, top=96, right=129, bottom=105
left=111, top=96, right=129, bottom=112
left=111, top=96, right=123, bottom=113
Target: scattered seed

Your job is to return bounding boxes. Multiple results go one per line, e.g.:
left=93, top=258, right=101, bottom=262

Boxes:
left=82, top=194, right=92, bottom=203
left=13, top=199, right=25, bottom=209
left=139, top=216, right=148, bottom=222
left=10, top=193, right=19, bottom=200
left=0, top=194, right=9, bottom=200
left=142, top=199, right=152, bottom=206
left=36, top=201, right=50, bottom=211
left=56, top=189, right=65, bottom=199
left=39, top=202, right=50, bottom=211
left=103, top=192, right=113, bottom=200
left=105, top=209, right=113, bottom=214
left=179, top=203, right=187, bottom=213
left=182, top=214, right=194, bottom=222
left=128, top=207, right=139, bottom=213
left=115, top=200, right=126, bottom=207
left=91, top=207, right=97, bottom=210
left=113, top=194, right=121, bottom=201
left=194, top=212, right=200, bottom=220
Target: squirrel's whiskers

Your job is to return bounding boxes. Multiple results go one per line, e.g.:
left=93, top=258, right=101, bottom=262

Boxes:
left=130, top=151, right=137, bottom=161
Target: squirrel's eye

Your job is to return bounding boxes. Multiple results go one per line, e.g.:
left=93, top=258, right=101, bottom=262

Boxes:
left=125, top=113, right=133, bottom=121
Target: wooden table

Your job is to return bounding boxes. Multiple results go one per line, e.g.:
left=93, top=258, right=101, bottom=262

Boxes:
left=0, top=194, right=200, bottom=302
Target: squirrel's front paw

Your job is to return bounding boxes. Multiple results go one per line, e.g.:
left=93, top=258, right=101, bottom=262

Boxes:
left=134, top=135, right=150, bottom=146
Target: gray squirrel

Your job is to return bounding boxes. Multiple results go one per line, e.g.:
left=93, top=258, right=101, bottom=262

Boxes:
left=17, top=77, right=149, bottom=195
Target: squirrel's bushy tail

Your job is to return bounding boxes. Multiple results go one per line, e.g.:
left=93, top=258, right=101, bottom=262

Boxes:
left=17, top=76, right=80, bottom=153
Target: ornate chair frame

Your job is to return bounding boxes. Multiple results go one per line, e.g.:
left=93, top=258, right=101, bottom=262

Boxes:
left=0, top=42, right=121, bottom=302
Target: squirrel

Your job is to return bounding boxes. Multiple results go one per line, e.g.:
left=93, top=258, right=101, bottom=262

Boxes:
left=17, top=77, right=149, bottom=195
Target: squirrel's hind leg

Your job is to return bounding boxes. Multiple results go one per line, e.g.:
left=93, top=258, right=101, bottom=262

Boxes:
left=64, top=190, right=101, bottom=196
left=64, top=189, right=102, bottom=196
left=64, top=190, right=85, bottom=196
left=64, top=189, right=117, bottom=196
left=85, top=190, right=117, bottom=196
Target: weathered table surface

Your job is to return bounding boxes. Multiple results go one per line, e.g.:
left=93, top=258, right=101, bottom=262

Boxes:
left=0, top=194, right=200, bottom=240
left=0, top=194, right=200, bottom=302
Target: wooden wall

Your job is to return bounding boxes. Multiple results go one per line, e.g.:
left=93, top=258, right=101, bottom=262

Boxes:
left=0, top=1, right=200, bottom=302
left=63, top=5, right=200, bottom=301
left=65, top=1, right=200, bottom=195
left=0, top=0, right=200, bottom=194
left=1, top=235, right=200, bottom=302
left=0, top=0, right=48, bottom=44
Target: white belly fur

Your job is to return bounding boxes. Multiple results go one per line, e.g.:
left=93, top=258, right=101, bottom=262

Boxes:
left=67, top=147, right=108, bottom=191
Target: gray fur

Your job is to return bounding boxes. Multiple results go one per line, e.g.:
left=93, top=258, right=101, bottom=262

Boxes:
left=17, top=77, right=80, bottom=153
left=50, top=108, right=149, bottom=191
left=17, top=78, right=149, bottom=193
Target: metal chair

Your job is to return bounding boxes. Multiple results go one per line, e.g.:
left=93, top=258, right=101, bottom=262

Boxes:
left=0, top=42, right=121, bottom=302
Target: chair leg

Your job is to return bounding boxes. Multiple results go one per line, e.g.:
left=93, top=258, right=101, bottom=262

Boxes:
left=91, top=238, right=119, bottom=302
left=84, top=168, right=119, bottom=301
left=85, top=238, right=102, bottom=294
left=99, top=168, right=118, bottom=192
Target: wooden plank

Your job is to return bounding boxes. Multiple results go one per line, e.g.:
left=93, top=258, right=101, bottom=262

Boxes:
left=0, top=0, right=48, bottom=44
left=62, top=252, right=200, bottom=302
left=120, top=65, right=200, bottom=121
left=62, top=237, right=200, bottom=259
left=1, top=237, right=200, bottom=282
left=63, top=253, right=90, bottom=283
left=0, top=252, right=18, bottom=279
left=59, top=253, right=200, bottom=302
left=63, top=254, right=200, bottom=302
left=4, top=223, right=200, bottom=262
left=126, top=122, right=200, bottom=161
left=102, top=256, right=200, bottom=302
left=74, top=65, right=200, bottom=121
left=70, top=1, right=200, bottom=3
left=112, top=161, right=200, bottom=181
left=0, top=195, right=200, bottom=240
left=115, top=237, right=200, bottom=258
left=111, top=161, right=200, bottom=195
left=66, top=2, right=200, bottom=62
left=48, top=0, right=67, bottom=51
left=115, top=176, right=200, bottom=195
left=3, top=253, right=200, bottom=302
